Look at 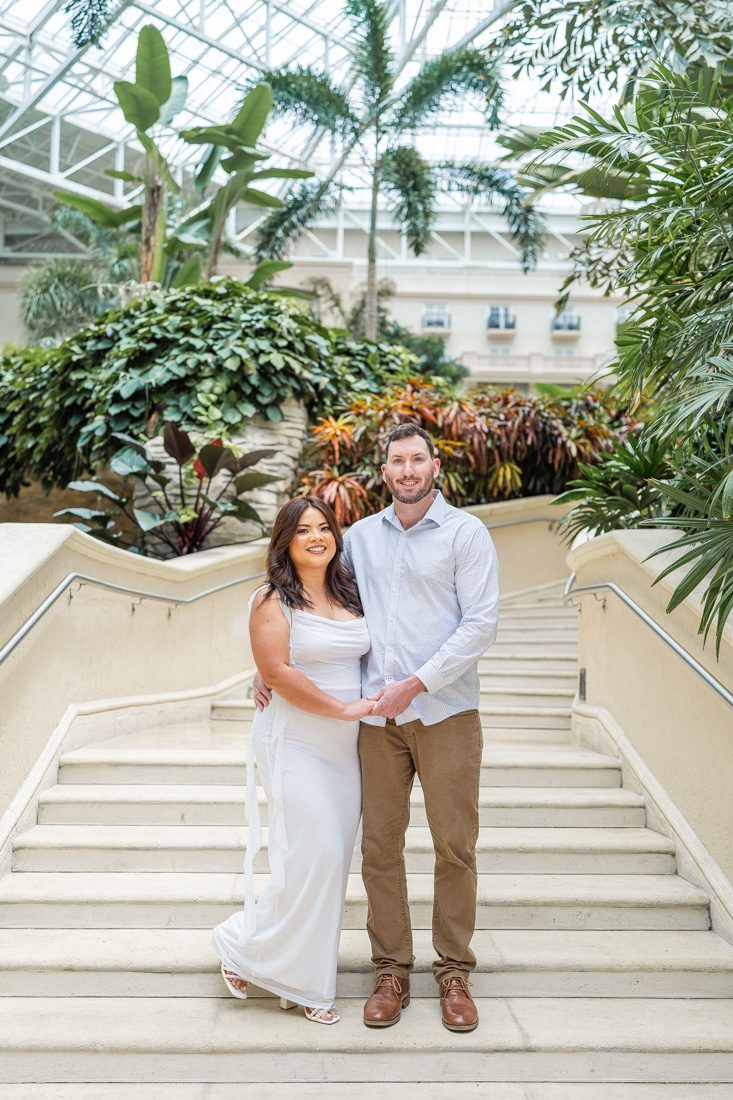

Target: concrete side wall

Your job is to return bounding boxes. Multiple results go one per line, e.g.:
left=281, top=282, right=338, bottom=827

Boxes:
left=0, top=525, right=267, bottom=818
left=569, top=531, right=733, bottom=884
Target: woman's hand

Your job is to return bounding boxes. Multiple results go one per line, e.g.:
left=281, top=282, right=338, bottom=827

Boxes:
left=340, top=692, right=382, bottom=722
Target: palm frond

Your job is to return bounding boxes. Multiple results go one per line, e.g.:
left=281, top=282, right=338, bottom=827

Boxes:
left=260, top=67, right=357, bottom=136
left=380, top=146, right=435, bottom=255
left=254, top=180, right=339, bottom=260
left=21, top=259, right=118, bottom=343
left=436, top=161, right=545, bottom=270
left=345, top=0, right=394, bottom=107
left=392, top=47, right=503, bottom=130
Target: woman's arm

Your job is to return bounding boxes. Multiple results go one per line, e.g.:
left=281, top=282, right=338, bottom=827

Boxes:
left=250, top=591, right=373, bottom=721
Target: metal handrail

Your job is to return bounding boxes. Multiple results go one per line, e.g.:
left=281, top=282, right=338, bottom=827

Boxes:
left=0, top=512, right=559, bottom=673
left=563, top=571, right=733, bottom=710
left=0, top=569, right=266, bottom=671
left=483, top=516, right=557, bottom=529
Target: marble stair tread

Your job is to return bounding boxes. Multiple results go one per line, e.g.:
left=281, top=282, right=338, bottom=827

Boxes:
left=0, top=996, right=732, bottom=1057
left=58, top=744, right=615, bottom=768
left=0, top=871, right=709, bottom=913
left=13, top=824, right=674, bottom=855
left=2, top=927, right=731, bottom=976
left=2, top=1087, right=731, bottom=1100
left=38, top=783, right=645, bottom=829
left=40, top=783, right=644, bottom=808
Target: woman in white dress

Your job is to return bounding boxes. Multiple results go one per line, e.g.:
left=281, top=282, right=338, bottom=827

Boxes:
left=212, top=496, right=375, bottom=1025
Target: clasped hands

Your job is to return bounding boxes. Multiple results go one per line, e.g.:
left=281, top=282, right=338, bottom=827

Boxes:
left=252, top=672, right=426, bottom=721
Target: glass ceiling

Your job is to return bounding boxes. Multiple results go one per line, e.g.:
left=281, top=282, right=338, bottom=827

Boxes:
left=0, top=0, right=588, bottom=258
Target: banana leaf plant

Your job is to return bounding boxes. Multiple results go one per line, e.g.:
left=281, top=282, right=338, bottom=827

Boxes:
left=54, top=424, right=279, bottom=558
left=176, top=82, right=312, bottom=279
left=53, top=26, right=312, bottom=289
left=56, top=25, right=188, bottom=286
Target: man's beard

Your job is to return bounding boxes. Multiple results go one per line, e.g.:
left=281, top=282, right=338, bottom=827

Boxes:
left=385, top=472, right=435, bottom=505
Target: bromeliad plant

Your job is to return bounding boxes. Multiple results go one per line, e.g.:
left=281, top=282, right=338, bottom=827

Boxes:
left=54, top=424, right=278, bottom=557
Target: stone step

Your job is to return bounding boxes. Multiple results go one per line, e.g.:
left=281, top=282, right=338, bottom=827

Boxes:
left=496, top=626, right=578, bottom=639
left=491, top=639, right=578, bottom=655
left=497, top=606, right=578, bottom=620
left=0, top=996, right=731, bottom=1083
left=39, top=784, right=645, bottom=828
left=12, top=825, right=675, bottom=875
left=210, top=698, right=576, bottom=729
left=2, top=1087, right=731, bottom=1099
left=0, top=872, right=709, bottom=930
left=479, top=652, right=578, bottom=669
left=479, top=687, right=575, bottom=707
left=57, top=746, right=619, bottom=787
left=1, top=928, right=731, bottom=999
left=480, top=670, right=577, bottom=691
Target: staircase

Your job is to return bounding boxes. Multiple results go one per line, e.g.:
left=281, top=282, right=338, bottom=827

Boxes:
left=1, top=581, right=733, bottom=1094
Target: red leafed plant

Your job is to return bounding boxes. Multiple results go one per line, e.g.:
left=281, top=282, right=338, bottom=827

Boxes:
left=294, top=378, right=641, bottom=525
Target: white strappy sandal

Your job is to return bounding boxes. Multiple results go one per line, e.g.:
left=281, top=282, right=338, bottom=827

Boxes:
left=280, top=997, right=340, bottom=1024
left=221, top=965, right=248, bottom=1000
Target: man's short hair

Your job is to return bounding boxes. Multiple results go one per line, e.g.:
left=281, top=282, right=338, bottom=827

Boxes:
left=383, top=423, right=436, bottom=461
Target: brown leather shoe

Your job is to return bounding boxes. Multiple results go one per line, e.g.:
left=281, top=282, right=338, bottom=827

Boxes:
left=440, top=975, right=478, bottom=1032
left=363, top=973, right=410, bottom=1028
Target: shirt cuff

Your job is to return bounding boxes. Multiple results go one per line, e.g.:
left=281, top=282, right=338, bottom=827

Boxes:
left=413, top=660, right=447, bottom=695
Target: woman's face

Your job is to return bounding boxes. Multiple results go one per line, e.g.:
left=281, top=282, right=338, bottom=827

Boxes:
left=288, top=505, right=337, bottom=573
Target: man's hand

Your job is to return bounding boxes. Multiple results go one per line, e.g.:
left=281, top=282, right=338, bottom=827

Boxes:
left=252, top=670, right=272, bottom=711
left=370, top=675, right=426, bottom=720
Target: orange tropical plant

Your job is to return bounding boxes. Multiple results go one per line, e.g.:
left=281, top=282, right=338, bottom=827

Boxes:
left=294, top=379, right=640, bottom=523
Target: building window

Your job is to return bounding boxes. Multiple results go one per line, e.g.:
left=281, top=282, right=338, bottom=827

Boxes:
left=421, top=304, right=451, bottom=330
left=487, top=305, right=516, bottom=330
left=488, top=344, right=512, bottom=356
left=551, top=308, right=581, bottom=332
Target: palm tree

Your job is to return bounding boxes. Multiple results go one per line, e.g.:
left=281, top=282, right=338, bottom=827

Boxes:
left=254, top=0, right=544, bottom=340
left=534, top=64, right=733, bottom=652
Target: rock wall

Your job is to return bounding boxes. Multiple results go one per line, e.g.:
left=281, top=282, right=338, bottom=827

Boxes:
left=134, top=398, right=309, bottom=556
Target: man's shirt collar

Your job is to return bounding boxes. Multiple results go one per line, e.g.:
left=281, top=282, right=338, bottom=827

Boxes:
left=382, top=489, right=448, bottom=532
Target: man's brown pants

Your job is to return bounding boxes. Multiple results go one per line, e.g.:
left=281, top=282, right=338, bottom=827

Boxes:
left=358, top=709, right=483, bottom=985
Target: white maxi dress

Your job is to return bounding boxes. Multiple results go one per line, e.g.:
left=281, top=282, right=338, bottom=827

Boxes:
left=212, top=590, right=370, bottom=1009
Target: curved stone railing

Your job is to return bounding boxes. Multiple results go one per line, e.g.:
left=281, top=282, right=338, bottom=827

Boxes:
left=0, top=523, right=267, bottom=826
left=0, top=497, right=572, bottom=861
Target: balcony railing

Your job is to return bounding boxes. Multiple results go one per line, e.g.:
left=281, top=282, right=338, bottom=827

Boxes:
left=487, top=307, right=517, bottom=335
left=551, top=312, right=581, bottom=333
left=421, top=309, right=452, bottom=334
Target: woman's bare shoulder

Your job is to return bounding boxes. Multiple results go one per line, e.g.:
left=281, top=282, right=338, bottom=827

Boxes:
left=250, top=586, right=286, bottom=621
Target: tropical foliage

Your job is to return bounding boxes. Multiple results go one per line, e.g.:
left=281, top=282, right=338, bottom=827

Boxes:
left=496, top=0, right=733, bottom=100
left=0, top=278, right=413, bottom=499
left=21, top=205, right=139, bottom=343
left=55, top=424, right=278, bottom=557
left=535, top=66, right=733, bottom=651
left=50, top=26, right=310, bottom=300
left=253, top=0, right=544, bottom=338
left=296, top=379, right=639, bottom=525
left=65, top=0, right=111, bottom=48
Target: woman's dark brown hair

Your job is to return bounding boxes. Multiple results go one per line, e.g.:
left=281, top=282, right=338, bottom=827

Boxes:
left=263, top=496, right=362, bottom=615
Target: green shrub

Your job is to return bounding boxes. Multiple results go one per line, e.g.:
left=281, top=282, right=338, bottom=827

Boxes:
left=0, top=277, right=413, bottom=496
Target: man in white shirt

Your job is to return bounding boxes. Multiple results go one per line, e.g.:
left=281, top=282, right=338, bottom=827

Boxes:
left=255, top=423, right=499, bottom=1032
left=341, top=424, right=499, bottom=1032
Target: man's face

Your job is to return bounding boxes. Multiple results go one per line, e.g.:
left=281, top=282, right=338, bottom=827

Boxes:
left=381, top=436, right=441, bottom=505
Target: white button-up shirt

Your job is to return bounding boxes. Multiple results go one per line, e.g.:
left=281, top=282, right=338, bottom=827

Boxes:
left=341, top=490, right=499, bottom=726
